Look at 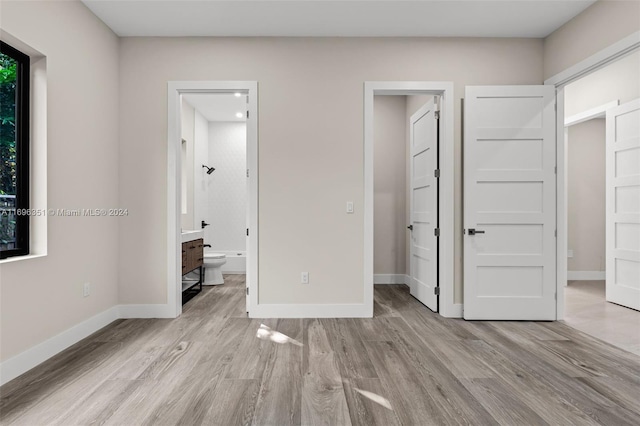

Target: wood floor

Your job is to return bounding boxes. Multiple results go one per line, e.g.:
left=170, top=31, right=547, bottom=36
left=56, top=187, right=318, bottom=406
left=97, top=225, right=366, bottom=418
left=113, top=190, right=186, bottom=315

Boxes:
left=2, top=276, right=640, bottom=425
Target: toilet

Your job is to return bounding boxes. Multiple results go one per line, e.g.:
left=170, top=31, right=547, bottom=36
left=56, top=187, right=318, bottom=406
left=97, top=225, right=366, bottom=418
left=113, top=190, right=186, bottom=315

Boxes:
left=203, top=252, right=227, bottom=285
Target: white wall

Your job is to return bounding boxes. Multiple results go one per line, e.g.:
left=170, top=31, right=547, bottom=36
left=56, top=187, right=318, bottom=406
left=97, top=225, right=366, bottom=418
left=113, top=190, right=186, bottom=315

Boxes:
left=568, top=119, right=606, bottom=273
left=117, top=37, right=544, bottom=307
left=373, top=96, right=406, bottom=275
left=564, top=50, right=640, bottom=117
left=193, top=110, right=209, bottom=232
left=543, top=0, right=640, bottom=80
left=0, top=1, right=119, bottom=361
left=206, top=122, right=247, bottom=251
left=180, top=99, right=195, bottom=230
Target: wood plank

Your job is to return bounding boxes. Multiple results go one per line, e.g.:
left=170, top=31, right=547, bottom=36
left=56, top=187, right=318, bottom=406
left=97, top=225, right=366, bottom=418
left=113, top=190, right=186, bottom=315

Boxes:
left=321, top=319, right=379, bottom=379
left=252, top=319, right=303, bottom=425
left=461, top=378, right=549, bottom=426
left=301, top=319, right=351, bottom=426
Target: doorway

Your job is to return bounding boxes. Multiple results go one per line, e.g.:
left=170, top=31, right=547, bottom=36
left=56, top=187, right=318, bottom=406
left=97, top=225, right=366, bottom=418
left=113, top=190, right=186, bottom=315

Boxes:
left=365, top=82, right=456, bottom=317
left=559, top=51, right=640, bottom=353
left=167, top=81, right=258, bottom=318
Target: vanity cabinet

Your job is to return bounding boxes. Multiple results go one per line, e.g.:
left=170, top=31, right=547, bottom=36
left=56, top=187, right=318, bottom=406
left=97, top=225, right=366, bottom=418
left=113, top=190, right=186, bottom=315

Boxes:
left=182, top=238, right=203, bottom=274
left=182, top=238, right=203, bottom=304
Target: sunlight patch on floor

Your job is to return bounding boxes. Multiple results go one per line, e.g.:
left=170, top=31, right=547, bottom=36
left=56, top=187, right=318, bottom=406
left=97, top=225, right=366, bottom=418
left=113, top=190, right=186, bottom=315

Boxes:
left=256, top=323, right=303, bottom=346
left=354, top=388, right=393, bottom=410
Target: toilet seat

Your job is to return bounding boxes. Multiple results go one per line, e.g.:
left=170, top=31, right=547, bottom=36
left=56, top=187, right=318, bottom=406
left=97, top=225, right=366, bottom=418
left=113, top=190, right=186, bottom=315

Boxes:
left=205, top=253, right=226, bottom=259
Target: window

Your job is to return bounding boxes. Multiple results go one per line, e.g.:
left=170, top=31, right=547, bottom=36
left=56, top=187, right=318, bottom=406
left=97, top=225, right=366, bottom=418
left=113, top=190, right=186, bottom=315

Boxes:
left=1, top=41, right=30, bottom=259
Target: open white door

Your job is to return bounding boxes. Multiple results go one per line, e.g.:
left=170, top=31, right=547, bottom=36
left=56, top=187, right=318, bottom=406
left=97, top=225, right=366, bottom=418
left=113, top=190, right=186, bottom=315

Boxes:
left=464, top=86, right=556, bottom=320
left=409, top=99, right=439, bottom=312
left=606, top=99, right=640, bottom=311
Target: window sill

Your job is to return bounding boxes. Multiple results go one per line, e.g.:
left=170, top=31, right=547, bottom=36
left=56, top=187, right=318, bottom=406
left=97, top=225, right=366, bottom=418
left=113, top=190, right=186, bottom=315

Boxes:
left=0, top=253, right=47, bottom=265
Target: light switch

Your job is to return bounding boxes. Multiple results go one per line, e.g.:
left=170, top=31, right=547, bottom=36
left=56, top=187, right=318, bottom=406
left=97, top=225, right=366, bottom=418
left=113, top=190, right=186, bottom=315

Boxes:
left=346, top=201, right=354, bottom=214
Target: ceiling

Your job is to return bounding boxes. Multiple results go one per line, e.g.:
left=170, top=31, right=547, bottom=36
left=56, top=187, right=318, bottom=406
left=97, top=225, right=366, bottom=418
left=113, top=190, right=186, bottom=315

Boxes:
left=82, top=0, right=596, bottom=38
left=182, top=93, right=248, bottom=122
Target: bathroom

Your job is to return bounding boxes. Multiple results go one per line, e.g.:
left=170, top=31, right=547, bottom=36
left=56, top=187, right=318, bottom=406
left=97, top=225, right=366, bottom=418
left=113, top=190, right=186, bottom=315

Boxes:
left=180, top=92, right=248, bottom=302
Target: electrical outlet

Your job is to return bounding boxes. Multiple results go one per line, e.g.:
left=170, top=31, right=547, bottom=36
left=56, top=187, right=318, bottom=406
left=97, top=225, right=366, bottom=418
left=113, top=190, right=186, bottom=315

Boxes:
left=346, top=201, right=354, bottom=214
left=83, top=282, right=91, bottom=297
left=301, top=272, right=309, bottom=284
left=567, top=249, right=574, bottom=258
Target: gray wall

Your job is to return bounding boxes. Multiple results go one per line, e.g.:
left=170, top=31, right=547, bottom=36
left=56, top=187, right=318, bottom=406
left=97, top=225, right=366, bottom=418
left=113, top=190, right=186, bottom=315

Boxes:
left=118, top=37, right=544, bottom=306
left=1, top=1, right=120, bottom=361
left=567, top=119, right=606, bottom=273
left=374, top=96, right=407, bottom=275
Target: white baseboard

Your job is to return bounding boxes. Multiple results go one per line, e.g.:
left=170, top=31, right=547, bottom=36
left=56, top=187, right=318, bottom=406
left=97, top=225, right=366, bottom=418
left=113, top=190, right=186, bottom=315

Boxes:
left=250, top=303, right=370, bottom=318
left=441, top=303, right=463, bottom=318
left=0, top=303, right=177, bottom=386
left=568, top=271, right=606, bottom=281
left=0, top=305, right=120, bottom=386
left=374, top=274, right=409, bottom=285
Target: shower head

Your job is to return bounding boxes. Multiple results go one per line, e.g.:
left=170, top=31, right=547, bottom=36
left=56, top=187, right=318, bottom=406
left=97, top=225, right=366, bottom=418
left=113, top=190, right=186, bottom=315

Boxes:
left=202, top=165, right=215, bottom=175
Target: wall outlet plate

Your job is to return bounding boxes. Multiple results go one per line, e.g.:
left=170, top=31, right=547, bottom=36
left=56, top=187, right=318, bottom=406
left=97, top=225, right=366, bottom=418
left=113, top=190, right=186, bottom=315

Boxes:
left=301, top=272, right=309, bottom=284
left=83, top=282, right=90, bottom=297
left=567, top=249, right=574, bottom=258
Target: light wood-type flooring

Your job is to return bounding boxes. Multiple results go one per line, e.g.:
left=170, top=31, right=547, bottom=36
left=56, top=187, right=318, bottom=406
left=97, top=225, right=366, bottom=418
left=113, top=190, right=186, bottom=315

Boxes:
left=2, top=276, right=640, bottom=425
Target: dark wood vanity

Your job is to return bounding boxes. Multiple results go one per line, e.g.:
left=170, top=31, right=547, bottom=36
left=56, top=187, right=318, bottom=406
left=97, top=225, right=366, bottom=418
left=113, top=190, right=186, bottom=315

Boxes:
left=182, top=238, right=203, bottom=304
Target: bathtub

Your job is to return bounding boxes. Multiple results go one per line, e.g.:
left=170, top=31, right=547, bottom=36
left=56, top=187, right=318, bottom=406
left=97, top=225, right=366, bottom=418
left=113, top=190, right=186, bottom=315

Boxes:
left=205, top=249, right=246, bottom=274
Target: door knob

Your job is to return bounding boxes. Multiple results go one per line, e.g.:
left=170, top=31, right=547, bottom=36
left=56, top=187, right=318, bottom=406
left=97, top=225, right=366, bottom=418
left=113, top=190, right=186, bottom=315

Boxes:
left=468, top=228, right=485, bottom=236
left=407, top=225, right=413, bottom=231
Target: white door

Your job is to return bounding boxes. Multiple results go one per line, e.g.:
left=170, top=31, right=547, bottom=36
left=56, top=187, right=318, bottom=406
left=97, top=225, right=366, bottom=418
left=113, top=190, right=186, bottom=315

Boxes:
left=464, top=86, right=556, bottom=320
left=409, top=99, right=439, bottom=312
left=606, top=99, right=640, bottom=311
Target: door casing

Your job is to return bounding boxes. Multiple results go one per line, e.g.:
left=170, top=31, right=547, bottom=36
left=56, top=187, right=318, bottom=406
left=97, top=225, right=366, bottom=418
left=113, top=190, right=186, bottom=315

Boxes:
left=167, top=81, right=259, bottom=318
left=364, top=82, right=456, bottom=317
left=546, top=31, right=640, bottom=320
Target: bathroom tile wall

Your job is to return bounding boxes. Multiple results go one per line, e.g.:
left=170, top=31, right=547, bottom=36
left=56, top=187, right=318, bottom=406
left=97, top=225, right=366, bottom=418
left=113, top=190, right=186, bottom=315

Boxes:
left=206, top=122, right=247, bottom=251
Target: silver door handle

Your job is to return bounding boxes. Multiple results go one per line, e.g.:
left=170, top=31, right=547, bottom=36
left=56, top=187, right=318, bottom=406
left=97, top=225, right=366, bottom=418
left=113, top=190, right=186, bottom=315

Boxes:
left=468, top=228, right=485, bottom=236
left=407, top=225, right=413, bottom=231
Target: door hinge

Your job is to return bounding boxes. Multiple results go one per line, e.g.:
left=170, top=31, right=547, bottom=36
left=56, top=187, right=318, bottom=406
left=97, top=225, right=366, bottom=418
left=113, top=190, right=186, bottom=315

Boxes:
left=246, top=228, right=249, bottom=236
left=246, top=169, right=249, bottom=178
left=435, top=111, right=440, bottom=120
left=554, top=292, right=557, bottom=300
left=434, top=169, right=440, bottom=178
left=247, top=110, right=249, bottom=118
left=434, top=287, right=440, bottom=295
left=554, top=166, right=557, bottom=174
left=434, top=228, right=440, bottom=237
left=246, top=287, right=249, bottom=295
left=554, top=102, right=557, bottom=111
left=554, top=229, right=557, bottom=237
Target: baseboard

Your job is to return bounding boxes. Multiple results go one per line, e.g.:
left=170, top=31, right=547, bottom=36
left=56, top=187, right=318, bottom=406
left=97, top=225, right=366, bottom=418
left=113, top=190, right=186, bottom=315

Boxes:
left=250, top=303, right=370, bottom=318
left=118, top=304, right=174, bottom=318
left=0, top=305, right=120, bottom=386
left=222, top=271, right=245, bottom=275
left=441, top=303, right=463, bottom=318
left=374, top=274, right=409, bottom=285
left=568, top=271, right=606, bottom=281
left=0, top=303, right=177, bottom=386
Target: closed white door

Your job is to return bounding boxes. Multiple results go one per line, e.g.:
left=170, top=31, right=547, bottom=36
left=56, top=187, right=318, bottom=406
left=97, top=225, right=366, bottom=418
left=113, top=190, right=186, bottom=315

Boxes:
left=606, top=99, right=640, bottom=311
left=409, top=99, right=439, bottom=312
left=464, top=86, right=556, bottom=320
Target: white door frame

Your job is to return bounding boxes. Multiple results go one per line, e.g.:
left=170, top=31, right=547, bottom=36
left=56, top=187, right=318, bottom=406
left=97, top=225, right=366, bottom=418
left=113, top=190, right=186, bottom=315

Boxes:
left=167, top=81, right=258, bottom=318
left=545, top=31, right=640, bottom=320
left=364, top=81, right=456, bottom=317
